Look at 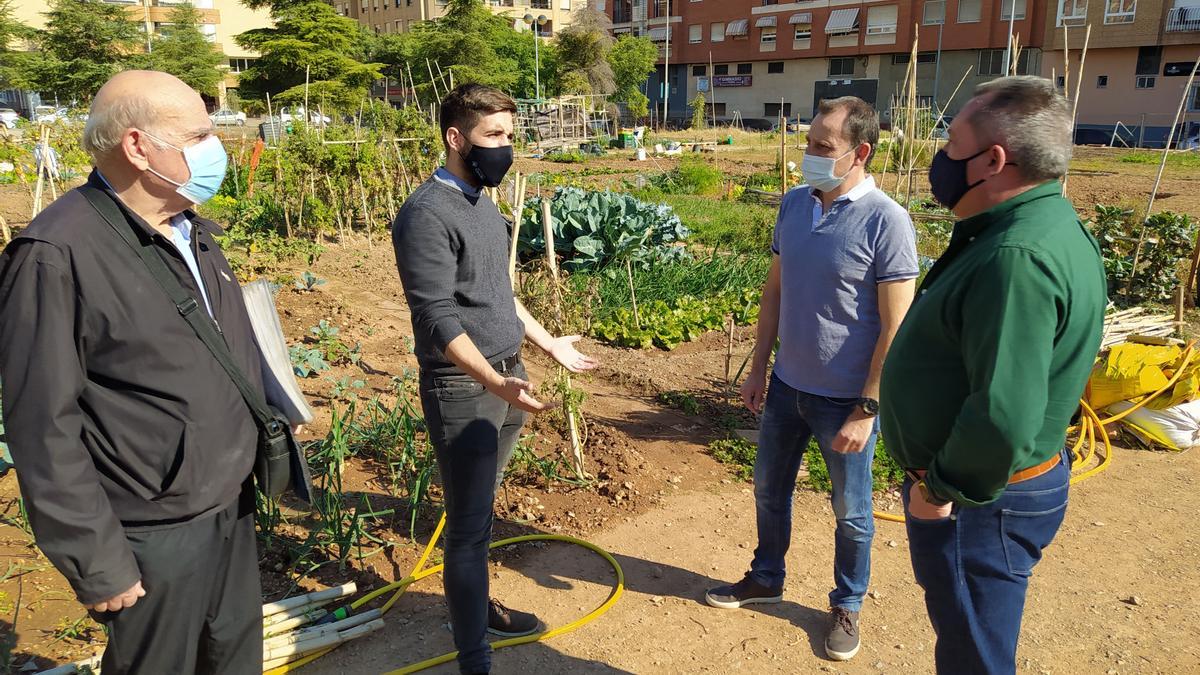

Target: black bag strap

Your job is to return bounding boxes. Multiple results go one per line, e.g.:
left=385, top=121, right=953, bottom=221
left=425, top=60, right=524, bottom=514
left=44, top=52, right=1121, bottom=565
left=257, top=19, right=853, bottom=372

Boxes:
left=78, top=185, right=282, bottom=435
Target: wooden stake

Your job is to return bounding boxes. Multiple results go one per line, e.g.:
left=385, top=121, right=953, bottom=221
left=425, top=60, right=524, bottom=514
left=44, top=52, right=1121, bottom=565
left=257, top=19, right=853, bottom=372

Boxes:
left=265, top=92, right=292, bottom=238
left=540, top=197, right=557, bottom=279
left=541, top=197, right=587, bottom=480
left=1176, top=285, right=1186, bottom=330
left=509, top=173, right=526, bottom=289
left=1062, top=23, right=1071, bottom=101
left=724, top=313, right=735, bottom=386
left=779, top=101, right=787, bottom=197
left=626, top=258, right=640, bottom=329
left=1063, top=23, right=1092, bottom=195
left=0, top=215, right=11, bottom=246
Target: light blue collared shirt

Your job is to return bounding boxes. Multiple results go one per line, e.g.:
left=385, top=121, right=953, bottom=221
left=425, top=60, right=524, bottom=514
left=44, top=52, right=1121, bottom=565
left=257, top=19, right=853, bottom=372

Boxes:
left=433, top=167, right=481, bottom=197
left=97, top=171, right=213, bottom=317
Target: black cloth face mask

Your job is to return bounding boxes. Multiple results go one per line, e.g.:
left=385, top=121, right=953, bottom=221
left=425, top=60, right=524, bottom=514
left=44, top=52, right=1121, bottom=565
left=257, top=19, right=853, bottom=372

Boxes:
left=461, top=143, right=513, bottom=188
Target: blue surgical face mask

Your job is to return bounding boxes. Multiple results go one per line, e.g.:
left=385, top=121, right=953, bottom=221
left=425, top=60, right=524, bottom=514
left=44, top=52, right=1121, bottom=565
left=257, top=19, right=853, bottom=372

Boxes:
left=801, top=148, right=855, bottom=193
left=141, top=130, right=228, bottom=205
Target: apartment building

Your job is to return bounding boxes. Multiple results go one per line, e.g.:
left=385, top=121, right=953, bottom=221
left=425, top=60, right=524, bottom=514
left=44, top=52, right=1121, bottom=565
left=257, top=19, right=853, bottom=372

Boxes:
left=331, top=0, right=579, bottom=38
left=6, top=0, right=272, bottom=108
left=1043, top=0, right=1200, bottom=146
left=602, top=0, right=1046, bottom=126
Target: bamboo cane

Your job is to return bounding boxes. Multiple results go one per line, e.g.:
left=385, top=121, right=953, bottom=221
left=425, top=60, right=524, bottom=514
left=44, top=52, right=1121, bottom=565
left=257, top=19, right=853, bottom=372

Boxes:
left=263, top=583, right=357, bottom=618
left=263, top=609, right=383, bottom=650
left=1062, top=23, right=1071, bottom=101
left=509, top=173, right=526, bottom=289
left=0, top=215, right=10, bottom=246
left=263, top=599, right=334, bottom=628
left=261, top=618, right=384, bottom=668
left=265, top=92, right=292, bottom=238
left=1063, top=24, right=1092, bottom=195
left=541, top=198, right=587, bottom=479
left=263, top=608, right=329, bottom=637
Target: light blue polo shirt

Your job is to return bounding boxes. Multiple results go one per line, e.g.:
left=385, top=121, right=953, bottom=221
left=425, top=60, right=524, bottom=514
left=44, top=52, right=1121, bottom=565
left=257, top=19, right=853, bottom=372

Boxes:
left=771, top=176, right=918, bottom=398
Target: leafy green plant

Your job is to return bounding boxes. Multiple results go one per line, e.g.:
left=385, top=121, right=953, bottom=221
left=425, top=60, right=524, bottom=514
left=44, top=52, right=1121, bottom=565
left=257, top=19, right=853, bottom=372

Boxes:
left=294, top=271, right=327, bottom=291
left=49, top=616, right=100, bottom=644
left=518, top=186, right=690, bottom=272
left=804, top=437, right=904, bottom=493
left=1089, top=206, right=1196, bottom=303
left=309, top=320, right=361, bottom=366
left=708, top=437, right=757, bottom=481
left=592, top=289, right=760, bottom=350
left=505, top=435, right=580, bottom=487
left=326, top=375, right=366, bottom=401
left=649, top=155, right=724, bottom=197
left=543, top=150, right=588, bottom=163
left=289, top=344, right=330, bottom=378
left=657, top=390, right=701, bottom=415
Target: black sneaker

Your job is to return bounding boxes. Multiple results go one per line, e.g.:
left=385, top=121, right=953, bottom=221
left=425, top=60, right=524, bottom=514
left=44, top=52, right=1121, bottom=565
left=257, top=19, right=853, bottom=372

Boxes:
left=487, top=598, right=541, bottom=637
left=825, top=607, right=861, bottom=661
left=704, top=574, right=784, bottom=609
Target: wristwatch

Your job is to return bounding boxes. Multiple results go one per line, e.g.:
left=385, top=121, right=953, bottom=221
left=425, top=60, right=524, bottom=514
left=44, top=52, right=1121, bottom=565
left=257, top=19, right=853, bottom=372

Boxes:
left=857, top=397, right=880, bottom=417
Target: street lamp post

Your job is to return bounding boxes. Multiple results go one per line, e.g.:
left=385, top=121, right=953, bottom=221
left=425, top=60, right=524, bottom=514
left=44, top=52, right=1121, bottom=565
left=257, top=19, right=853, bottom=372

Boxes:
left=523, top=13, right=549, bottom=101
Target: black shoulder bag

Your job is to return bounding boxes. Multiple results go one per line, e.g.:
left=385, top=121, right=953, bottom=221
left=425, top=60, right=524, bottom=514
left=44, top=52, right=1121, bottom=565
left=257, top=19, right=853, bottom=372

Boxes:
left=80, top=186, right=311, bottom=502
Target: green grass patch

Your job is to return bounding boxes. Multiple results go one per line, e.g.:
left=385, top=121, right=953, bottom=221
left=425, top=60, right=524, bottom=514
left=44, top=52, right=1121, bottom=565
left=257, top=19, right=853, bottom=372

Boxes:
left=708, top=437, right=757, bottom=481
left=1117, top=150, right=1200, bottom=168
left=634, top=192, right=776, bottom=253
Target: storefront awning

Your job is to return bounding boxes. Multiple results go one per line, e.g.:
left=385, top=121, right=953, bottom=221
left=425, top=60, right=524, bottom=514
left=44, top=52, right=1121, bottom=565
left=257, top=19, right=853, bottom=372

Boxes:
left=726, top=19, right=749, bottom=36
left=755, top=16, right=777, bottom=28
left=789, top=12, right=813, bottom=25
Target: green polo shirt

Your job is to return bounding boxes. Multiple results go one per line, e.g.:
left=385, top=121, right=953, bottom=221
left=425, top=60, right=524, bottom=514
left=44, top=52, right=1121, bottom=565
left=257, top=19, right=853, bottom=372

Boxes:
left=880, top=181, right=1107, bottom=506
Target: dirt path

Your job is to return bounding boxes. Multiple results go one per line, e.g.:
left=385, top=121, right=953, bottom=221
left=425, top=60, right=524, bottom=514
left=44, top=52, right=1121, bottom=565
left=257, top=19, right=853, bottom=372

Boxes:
left=300, top=442, right=1200, bottom=675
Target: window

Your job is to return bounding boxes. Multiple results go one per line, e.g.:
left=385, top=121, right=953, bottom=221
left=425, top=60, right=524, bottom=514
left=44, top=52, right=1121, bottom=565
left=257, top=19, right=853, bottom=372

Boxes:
left=1057, top=0, right=1087, bottom=26
left=1189, top=85, right=1200, bottom=112
left=794, top=26, right=812, bottom=40
left=228, top=58, right=256, bottom=73
left=761, top=27, right=777, bottom=44
left=711, top=22, right=725, bottom=42
left=867, top=4, right=898, bottom=34
left=768, top=61, right=784, bottom=74
left=689, top=24, right=702, bottom=43
left=923, top=0, right=945, bottom=25
left=1097, top=75, right=1108, bottom=87
left=714, top=64, right=729, bottom=75
left=1137, top=46, right=1162, bottom=75
left=957, top=0, right=981, bottom=22
left=1056, top=75, right=1066, bottom=87
left=1000, top=0, right=1026, bottom=20
left=978, top=49, right=1004, bottom=75
left=1104, top=0, right=1135, bottom=23
left=692, top=65, right=706, bottom=76
left=764, top=102, right=792, bottom=118
left=1136, top=75, right=1156, bottom=89
left=978, top=49, right=1034, bottom=75
left=737, top=63, right=753, bottom=75
left=829, top=57, right=855, bottom=77
left=895, top=52, right=939, bottom=64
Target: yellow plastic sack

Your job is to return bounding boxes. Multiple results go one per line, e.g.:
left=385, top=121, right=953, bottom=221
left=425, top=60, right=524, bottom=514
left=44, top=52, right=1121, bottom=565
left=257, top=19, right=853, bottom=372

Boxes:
left=1086, top=343, right=1180, bottom=409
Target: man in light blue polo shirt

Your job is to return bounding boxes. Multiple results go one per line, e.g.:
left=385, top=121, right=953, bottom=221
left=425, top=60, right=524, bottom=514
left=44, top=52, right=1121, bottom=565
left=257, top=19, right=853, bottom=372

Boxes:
left=705, top=96, right=918, bottom=662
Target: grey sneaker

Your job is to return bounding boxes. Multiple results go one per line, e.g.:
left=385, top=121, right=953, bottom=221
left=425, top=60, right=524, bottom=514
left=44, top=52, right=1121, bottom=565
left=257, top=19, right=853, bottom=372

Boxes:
left=487, top=598, right=541, bottom=637
left=825, top=607, right=861, bottom=661
left=704, top=574, right=784, bottom=609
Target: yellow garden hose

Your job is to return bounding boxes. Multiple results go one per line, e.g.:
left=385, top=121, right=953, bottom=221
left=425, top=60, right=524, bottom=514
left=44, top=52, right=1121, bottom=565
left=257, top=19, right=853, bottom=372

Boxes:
left=873, top=345, right=1196, bottom=523
left=264, top=514, right=624, bottom=675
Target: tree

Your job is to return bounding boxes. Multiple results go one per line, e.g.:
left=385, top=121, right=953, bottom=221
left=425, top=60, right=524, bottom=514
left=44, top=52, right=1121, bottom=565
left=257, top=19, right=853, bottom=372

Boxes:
left=0, top=0, right=35, bottom=90
left=149, top=3, right=224, bottom=97
left=235, top=0, right=382, bottom=110
left=25, top=0, right=145, bottom=102
left=607, top=35, right=657, bottom=121
left=553, top=7, right=614, bottom=96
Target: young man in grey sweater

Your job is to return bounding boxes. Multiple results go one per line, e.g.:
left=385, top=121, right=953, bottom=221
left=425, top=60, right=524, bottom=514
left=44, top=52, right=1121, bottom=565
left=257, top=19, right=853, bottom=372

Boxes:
left=391, top=83, right=598, bottom=675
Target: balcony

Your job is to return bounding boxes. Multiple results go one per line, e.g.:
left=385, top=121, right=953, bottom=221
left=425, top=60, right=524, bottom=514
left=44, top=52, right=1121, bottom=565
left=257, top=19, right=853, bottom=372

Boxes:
left=1167, top=6, right=1200, bottom=31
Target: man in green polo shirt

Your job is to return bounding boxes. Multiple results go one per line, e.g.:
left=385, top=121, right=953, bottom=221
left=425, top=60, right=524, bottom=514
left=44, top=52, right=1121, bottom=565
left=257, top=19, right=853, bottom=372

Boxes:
left=880, top=76, right=1106, bottom=674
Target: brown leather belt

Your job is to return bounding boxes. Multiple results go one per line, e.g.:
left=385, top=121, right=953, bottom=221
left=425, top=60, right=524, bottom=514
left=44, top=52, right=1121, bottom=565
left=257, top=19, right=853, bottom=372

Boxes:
left=1008, top=453, right=1062, bottom=485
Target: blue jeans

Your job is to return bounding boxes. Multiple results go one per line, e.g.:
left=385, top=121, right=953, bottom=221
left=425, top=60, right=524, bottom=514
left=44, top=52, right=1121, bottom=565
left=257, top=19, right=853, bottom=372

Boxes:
left=419, top=360, right=528, bottom=675
left=750, top=372, right=877, bottom=611
left=903, top=450, right=1070, bottom=675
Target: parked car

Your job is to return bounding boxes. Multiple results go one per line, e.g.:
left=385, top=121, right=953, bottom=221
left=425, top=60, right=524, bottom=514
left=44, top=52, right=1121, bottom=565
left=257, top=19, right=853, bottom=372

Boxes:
left=932, top=115, right=954, bottom=140
left=0, top=108, right=19, bottom=129
left=279, top=106, right=331, bottom=127
left=210, top=108, right=247, bottom=126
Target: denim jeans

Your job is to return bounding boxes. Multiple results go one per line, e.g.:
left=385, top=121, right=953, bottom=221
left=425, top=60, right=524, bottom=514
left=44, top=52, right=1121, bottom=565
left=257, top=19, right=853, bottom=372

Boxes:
left=750, top=372, right=878, bottom=611
left=419, top=360, right=528, bottom=675
left=903, top=449, right=1070, bottom=675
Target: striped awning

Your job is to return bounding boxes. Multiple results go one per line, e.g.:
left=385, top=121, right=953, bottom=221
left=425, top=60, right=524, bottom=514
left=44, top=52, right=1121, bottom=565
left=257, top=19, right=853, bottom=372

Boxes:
left=648, top=26, right=668, bottom=41
left=755, top=16, right=777, bottom=28
left=825, top=7, right=860, bottom=34
left=726, top=19, right=750, bottom=36
left=789, top=12, right=813, bottom=25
